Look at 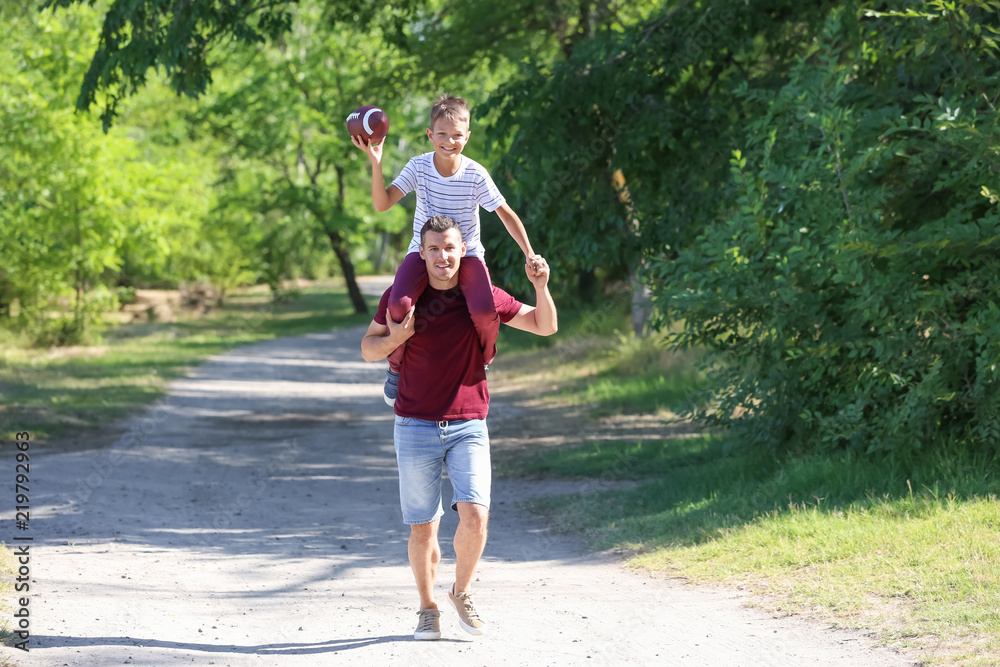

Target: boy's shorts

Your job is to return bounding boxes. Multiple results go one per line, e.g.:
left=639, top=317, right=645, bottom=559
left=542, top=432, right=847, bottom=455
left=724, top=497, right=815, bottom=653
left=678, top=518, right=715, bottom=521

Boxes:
left=393, top=416, right=491, bottom=525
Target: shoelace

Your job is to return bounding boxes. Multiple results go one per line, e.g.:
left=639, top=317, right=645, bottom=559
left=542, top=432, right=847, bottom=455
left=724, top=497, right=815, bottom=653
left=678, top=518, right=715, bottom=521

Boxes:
left=416, top=610, right=439, bottom=631
left=455, top=592, right=481, bottom=621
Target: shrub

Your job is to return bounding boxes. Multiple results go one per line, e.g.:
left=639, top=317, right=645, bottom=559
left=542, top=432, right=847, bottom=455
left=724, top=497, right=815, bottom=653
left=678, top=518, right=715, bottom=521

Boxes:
left=659, top=4, right=1000, bottom=454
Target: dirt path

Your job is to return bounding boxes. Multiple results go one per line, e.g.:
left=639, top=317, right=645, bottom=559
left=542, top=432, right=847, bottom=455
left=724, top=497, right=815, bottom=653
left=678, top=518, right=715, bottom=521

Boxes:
left=8, top=323, right=919, bottom=666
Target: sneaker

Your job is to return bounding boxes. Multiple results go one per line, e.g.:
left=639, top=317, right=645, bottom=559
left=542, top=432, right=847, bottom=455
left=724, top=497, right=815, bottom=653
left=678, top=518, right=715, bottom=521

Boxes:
left=413, top=608, right=441, bottom=640
left=448, top=584, right=486, bottom=636
left=383, top=368, right=399, bottom=407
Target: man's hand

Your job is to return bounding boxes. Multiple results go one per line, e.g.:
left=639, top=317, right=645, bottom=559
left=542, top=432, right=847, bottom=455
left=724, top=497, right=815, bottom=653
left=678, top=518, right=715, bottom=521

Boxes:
left=386, top=305, right=416, bottom=346
left=505, top=255, right=557, bottom=336
left=525, top=255, right=550, bottom=290
left=361, top=304, right=416, bottom=362
left=351, top=133, right=384, bottom=166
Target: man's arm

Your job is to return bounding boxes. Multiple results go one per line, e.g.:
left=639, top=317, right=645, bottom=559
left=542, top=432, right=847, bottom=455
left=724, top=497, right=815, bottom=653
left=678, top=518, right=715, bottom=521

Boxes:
left=504, top=257, right=557, bottom=336
left=361, top=306, right=416, bottom=362
left=350, top=134, right=405, bottom=212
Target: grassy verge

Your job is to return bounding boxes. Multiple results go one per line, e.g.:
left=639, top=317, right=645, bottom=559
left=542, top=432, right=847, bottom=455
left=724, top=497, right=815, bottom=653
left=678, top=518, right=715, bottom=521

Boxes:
left=496, top=294, right=706, bottom=416
left=0, top=282, right=377, bottom=443
left=496, top=307, right=1000, bottom=666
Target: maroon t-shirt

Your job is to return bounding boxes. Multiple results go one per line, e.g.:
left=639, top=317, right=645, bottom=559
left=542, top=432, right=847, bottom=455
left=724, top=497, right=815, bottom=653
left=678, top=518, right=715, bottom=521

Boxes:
left=374, top=285, right=523, bottom=420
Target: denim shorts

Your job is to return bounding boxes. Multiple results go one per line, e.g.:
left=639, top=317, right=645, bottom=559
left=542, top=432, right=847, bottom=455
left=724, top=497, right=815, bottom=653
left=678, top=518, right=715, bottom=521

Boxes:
left=393, top=416, right=491, bottom=525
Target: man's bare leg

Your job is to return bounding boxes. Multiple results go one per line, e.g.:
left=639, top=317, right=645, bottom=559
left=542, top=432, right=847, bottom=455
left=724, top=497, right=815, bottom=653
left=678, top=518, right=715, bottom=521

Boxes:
left=409, top=519, right=441, bottom=609
left=453, top=502, right=489, bottom=593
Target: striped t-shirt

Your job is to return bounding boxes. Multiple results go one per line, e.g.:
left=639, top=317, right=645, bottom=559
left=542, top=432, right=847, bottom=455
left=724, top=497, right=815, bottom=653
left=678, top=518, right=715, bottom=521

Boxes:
left=391, top=152, right=505, bottom=258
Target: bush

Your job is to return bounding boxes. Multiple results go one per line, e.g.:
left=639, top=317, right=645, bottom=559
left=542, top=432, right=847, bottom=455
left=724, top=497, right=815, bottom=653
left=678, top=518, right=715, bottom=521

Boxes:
left=658, top=4, right=1000, bottom=454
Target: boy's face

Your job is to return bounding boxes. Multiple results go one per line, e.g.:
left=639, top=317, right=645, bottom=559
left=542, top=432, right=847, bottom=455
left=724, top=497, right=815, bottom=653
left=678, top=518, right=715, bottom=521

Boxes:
left=426, top=117, right=470, bottom=160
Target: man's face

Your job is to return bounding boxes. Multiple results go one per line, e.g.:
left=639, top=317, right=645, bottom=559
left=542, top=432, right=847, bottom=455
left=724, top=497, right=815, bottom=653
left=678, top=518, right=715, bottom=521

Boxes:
left=419, top=228, right=466, bottom=284
left=426, top=117, right=470, bottom=160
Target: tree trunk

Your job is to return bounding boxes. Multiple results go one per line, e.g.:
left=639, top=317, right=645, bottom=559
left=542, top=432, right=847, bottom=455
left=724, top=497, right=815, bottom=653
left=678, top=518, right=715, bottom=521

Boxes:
left=0, top=270, right=7, bottom=318
left=368, top=231, right=391, bottom=273
left=630, top=262, right=653, bottom=337
left=326, top=230, right=368, bottom=315
left=578, top=267, right=596, bottom=304
left=74, top=204, right=84, bottom=330
left=323, top=164, right=368, bottom=314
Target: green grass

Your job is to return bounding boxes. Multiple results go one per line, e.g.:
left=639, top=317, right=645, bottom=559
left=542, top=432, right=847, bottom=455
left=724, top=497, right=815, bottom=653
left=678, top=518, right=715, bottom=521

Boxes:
left=496, top=290, right=633, bottom=354
left=496, top=322, right=1000, bottom=666
left=497, top=294, right=706, bottom=417
left=0, top=283, right=377, bottom=442
left=555, top=363, right=704, bottom=416
left=511, top=438, right=1000, bottom=663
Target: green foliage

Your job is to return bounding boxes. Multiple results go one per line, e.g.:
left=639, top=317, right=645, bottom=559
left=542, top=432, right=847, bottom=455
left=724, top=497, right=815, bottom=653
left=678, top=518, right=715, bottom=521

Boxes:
left=45, top=0, right=423, bottom=130
left=113, top=85, right=242, bottom=291
left=662, top=2, right=1000, bottom=454
left=481, top=0, right=827, bottom=290
left=192, top=0, right=426, bottom=314
left=0, top=4, right=252, bottom=343
left=486, top=0, right=1000, bottom=455
left=15, top=0, right=999, bottom=457
left=477, top=2, right=668, bottom=291
left=1, top=5, right=141, bottom=341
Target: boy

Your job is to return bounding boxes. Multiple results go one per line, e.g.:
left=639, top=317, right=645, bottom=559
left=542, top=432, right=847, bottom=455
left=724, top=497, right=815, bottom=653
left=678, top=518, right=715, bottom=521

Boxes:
left=351, top=95, right=540, bottom=404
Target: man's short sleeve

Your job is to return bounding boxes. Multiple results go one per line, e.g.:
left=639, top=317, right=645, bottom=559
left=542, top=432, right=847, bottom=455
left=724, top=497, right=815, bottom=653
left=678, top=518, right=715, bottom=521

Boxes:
left=474, top=167, right=505, bottom=213
left=390, top=157, right=419, bottom=196
left=492, top=286, right=523, bottom=323
left=373, top=288, right=391, bottom=325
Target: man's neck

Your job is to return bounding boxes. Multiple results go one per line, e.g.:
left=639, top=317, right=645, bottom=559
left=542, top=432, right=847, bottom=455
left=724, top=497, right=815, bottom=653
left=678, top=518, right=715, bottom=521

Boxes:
left=427, top=274, right=460, bottom=291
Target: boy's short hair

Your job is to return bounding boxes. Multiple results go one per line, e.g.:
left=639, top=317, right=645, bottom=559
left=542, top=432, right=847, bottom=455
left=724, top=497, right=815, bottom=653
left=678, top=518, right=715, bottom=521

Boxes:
left=420, top=215, right=461, bottom=244
left=430, top=95, right=470, bottom=130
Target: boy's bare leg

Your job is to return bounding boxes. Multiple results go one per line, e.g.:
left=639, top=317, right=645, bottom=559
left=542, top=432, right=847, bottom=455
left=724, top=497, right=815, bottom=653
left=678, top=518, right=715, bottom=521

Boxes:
left=409, top=519, right=442, bottom=609
left=453, top=502, right=489, bottom=593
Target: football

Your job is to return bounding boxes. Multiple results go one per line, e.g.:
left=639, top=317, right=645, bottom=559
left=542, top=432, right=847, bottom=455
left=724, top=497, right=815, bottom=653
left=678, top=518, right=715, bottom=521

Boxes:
left=346, top=105, right=389, bottom=145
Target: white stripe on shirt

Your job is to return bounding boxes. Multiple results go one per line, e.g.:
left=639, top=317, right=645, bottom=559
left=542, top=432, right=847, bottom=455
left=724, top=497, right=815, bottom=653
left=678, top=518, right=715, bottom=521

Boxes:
left=391, top=152, right=505, bottom=258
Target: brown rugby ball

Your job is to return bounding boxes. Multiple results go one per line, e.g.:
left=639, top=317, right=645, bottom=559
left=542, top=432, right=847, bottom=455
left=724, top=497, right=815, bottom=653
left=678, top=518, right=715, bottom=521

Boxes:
left=346, top=105, right=389, bottom=145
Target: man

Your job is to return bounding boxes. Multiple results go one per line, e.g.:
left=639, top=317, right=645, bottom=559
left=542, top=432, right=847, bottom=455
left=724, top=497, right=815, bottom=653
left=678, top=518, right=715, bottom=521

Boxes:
left=361, top=214, right=557, bottom=640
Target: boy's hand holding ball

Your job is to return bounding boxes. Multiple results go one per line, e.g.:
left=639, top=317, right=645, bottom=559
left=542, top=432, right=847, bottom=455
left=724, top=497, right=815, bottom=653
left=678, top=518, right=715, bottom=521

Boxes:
left=347, top=105, right=390, bottom=162
left=346, top=105, right=389, bottom=144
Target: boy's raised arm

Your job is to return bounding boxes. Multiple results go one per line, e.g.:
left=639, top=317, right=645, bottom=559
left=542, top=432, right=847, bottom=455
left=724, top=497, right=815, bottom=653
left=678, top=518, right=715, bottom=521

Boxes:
left=351, top=134, right=405, bottom=212
left=370, top=166, right=405, bottom=212
left=495, top=202, right=541, bottom=267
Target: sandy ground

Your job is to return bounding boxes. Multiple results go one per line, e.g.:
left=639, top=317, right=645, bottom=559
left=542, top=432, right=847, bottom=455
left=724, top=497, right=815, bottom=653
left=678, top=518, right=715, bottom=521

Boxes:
left=4, top=301, right=921, bottom=666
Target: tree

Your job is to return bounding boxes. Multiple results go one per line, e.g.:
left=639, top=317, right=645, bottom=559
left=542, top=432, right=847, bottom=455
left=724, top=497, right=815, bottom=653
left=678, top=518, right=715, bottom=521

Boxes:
left=1, top=3, right=242, bottom=341
left=485, top=0, right=1000, bottom=454
left=53, top=0, right=665, bottom=307
left=480, top=1, right=835, bottom=293
left=1, top=5, right=150, bottom=340
left=401, top=0, right=665, bottom=301
left=662, top=2, right=1000, bottom=453
left=45, top=0, right=422, bottom=130
left=192, top=1, right=420, bottom=314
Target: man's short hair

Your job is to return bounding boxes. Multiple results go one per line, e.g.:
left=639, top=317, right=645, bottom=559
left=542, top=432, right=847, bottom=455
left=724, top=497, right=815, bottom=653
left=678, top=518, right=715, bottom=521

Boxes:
left=430, top=95, right=470, bottom=130
left=420, top=215, right=461, bottom=245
